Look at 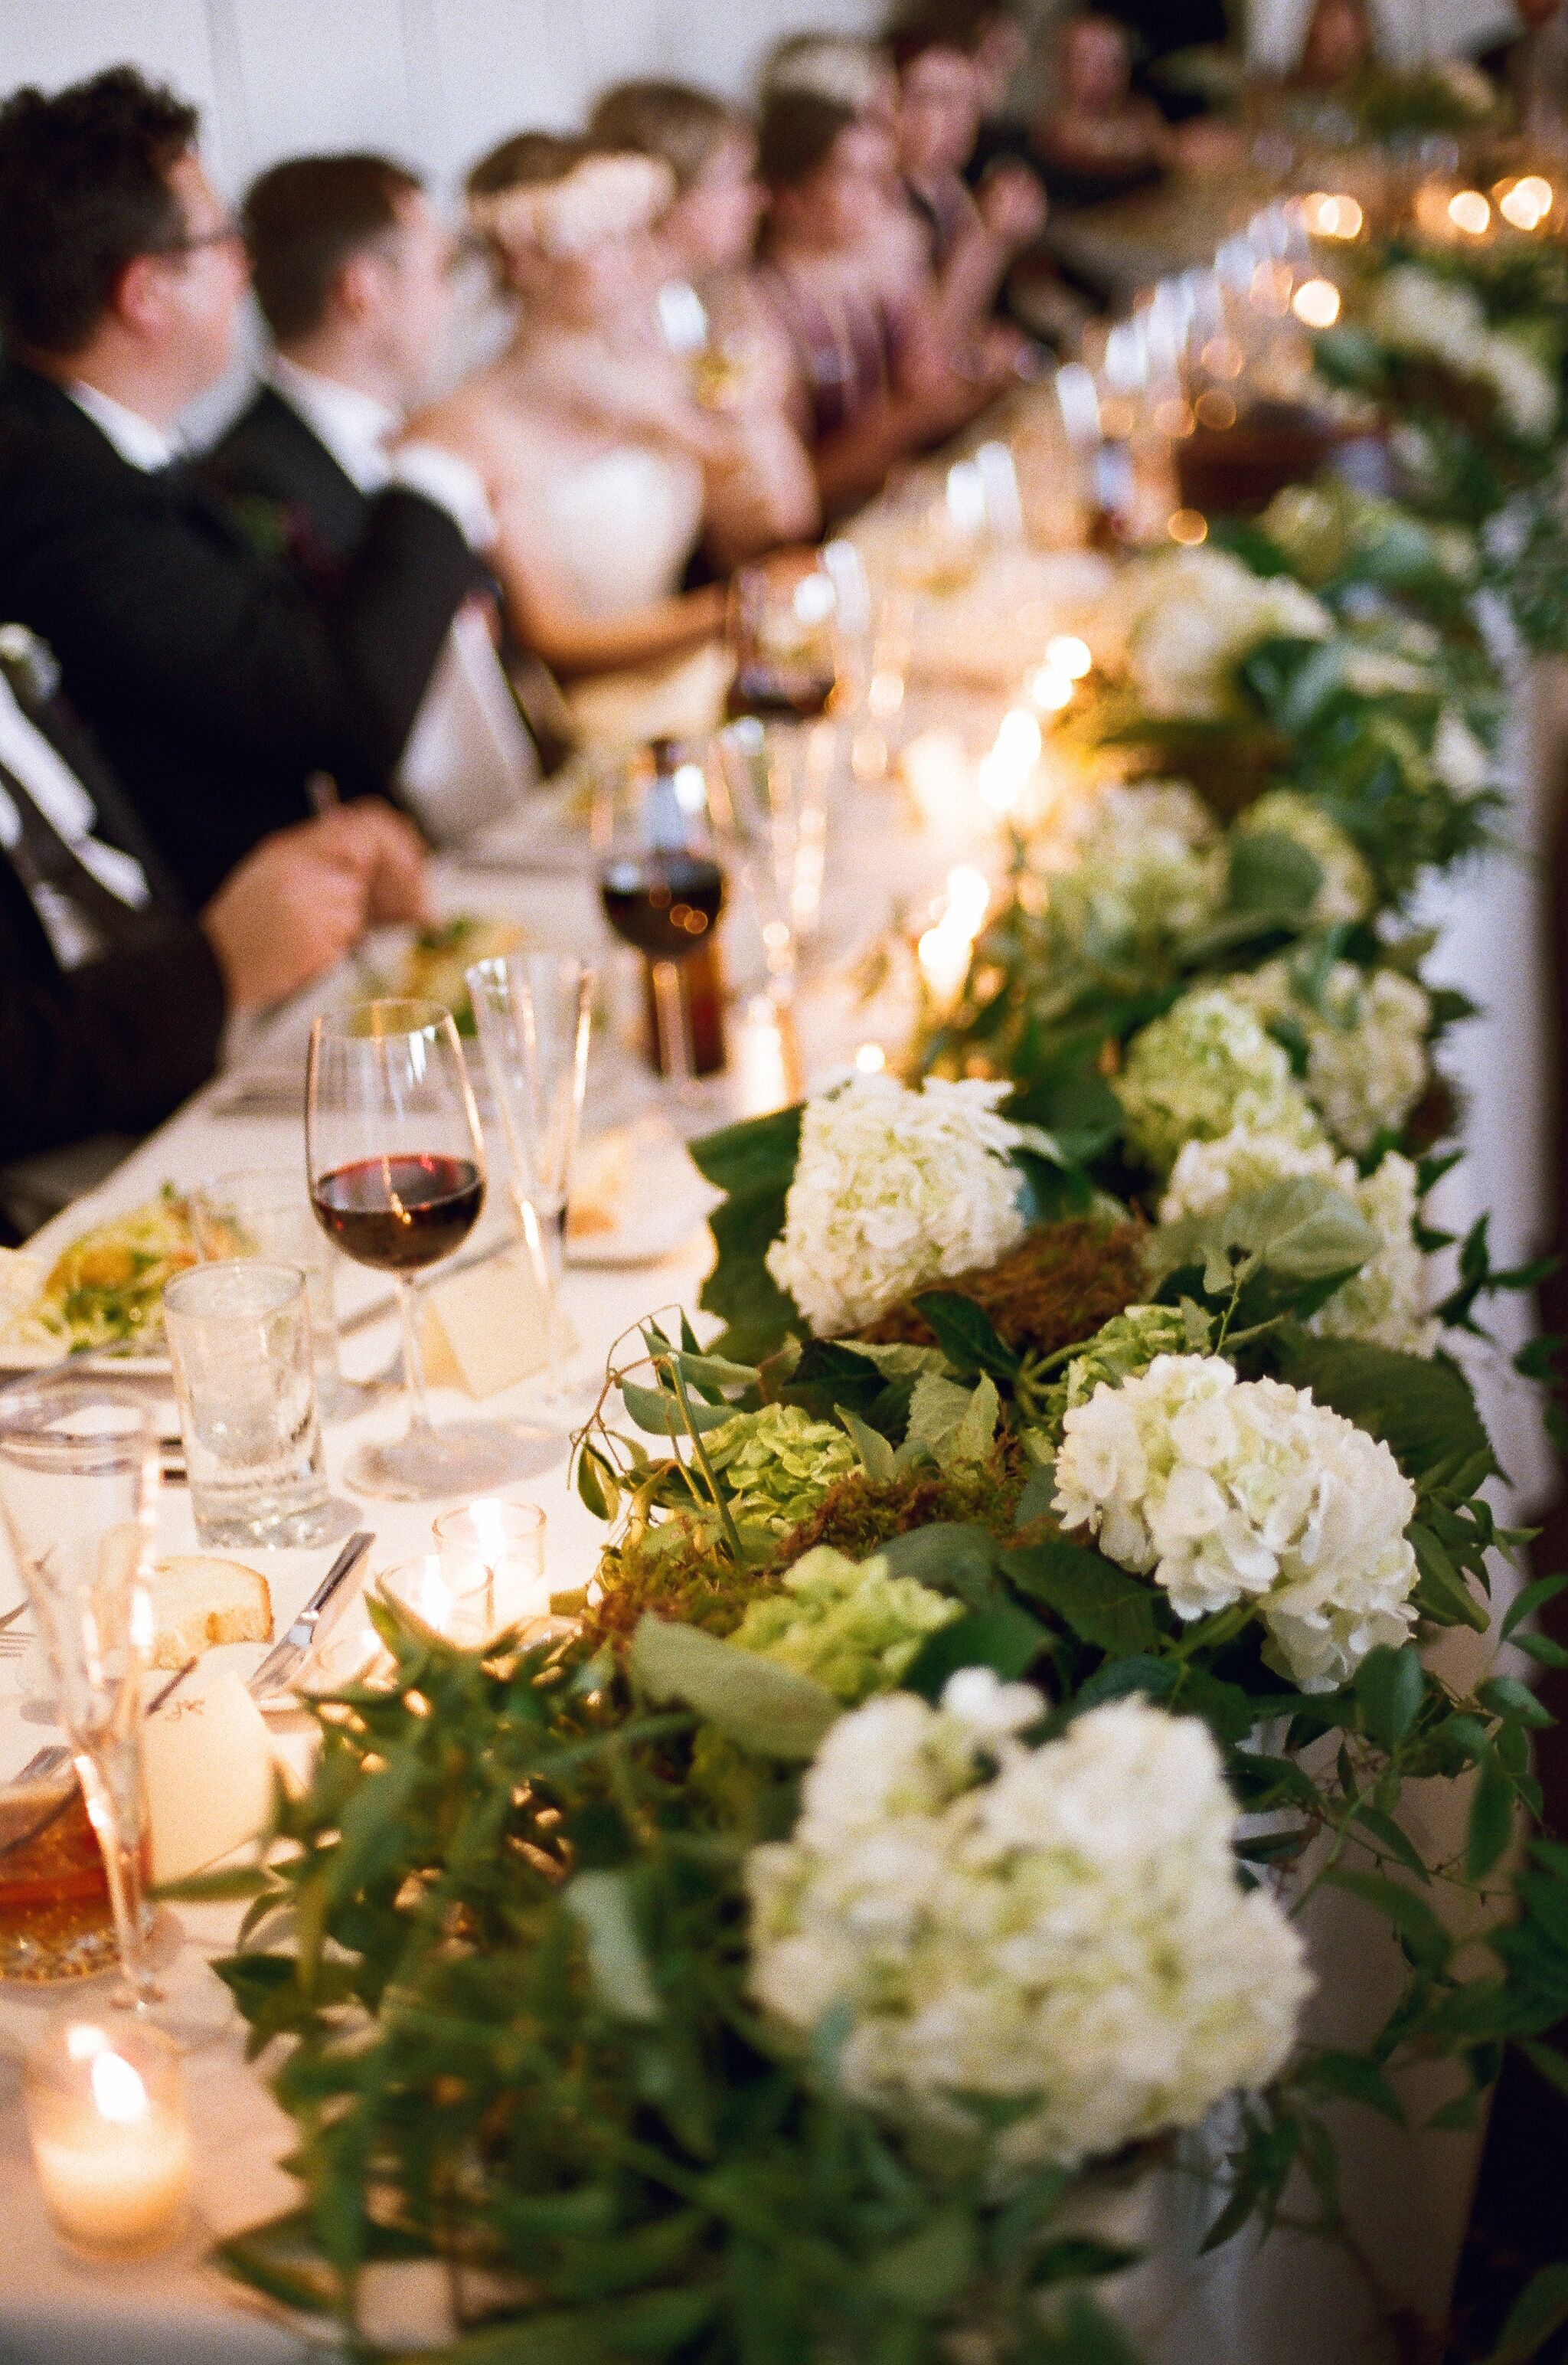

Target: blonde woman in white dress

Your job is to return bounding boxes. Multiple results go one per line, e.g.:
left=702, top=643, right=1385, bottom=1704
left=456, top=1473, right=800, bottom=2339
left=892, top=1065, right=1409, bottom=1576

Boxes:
left=407, top=136, right=726, bottom=680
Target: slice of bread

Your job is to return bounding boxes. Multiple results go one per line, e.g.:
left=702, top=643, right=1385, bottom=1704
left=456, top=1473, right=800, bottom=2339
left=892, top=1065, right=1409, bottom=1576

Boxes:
left=149, top=1555, right=273, bottom=1670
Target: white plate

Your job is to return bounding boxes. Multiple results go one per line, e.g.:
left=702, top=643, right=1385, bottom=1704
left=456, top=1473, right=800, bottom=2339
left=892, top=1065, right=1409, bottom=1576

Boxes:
left=0, top=1339, right=170, bottom=1378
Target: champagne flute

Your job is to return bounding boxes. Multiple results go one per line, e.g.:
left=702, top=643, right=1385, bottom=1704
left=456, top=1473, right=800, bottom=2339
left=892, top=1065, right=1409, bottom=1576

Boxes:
left=468, top=954, right=595, bottom=1413
left=0, top=1375, right=159, bottom=2012
left=305, top=999, right=548, bottom=1499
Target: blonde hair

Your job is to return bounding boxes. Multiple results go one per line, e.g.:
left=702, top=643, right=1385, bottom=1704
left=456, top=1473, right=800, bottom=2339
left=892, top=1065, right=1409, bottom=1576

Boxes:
left=587, top=80, right=746, bottom=195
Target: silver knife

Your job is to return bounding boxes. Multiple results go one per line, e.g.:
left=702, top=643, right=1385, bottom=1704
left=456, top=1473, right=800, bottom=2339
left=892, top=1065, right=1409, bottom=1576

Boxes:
left=247, top=1529, right=374, bottom=1699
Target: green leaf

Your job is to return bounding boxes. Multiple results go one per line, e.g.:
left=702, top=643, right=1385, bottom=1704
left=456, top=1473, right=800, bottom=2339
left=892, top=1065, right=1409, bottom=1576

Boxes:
left=563, top=1870, right=661, bottom=2024
left=879, top=1522, right=1005, bottom=1610
left=619, top=1379, right=733, bottom=1437
left=903, top=1604, right=1050, bottom=1697
left=951, top=1374, right=1002, bottom=1465
left=1410, top=1520, right=1491, bottom=1634
left=688, top=1104, right=802, bottom=1197
left=1350, top=1804, right=1431, bottom=1883
left=1466, top=1752, right=1516, bottom=1882
left=1272, top=1333, right=1494, bottom=1490
left=1481, top=2262, right=1568, bottom=2365
left=1521, top=2039, right=1568, bottom=2103
left=1000, top=1536, right=1160, bottom=1656
left=1354, top=1644, right=1425, bottom=1751
left=865, top=2210, right=975, bottom=2313
left=1298, top=2048, right=1406, bottom=2125
left=1150, top=1176, right=1379, bottom=1292
left=909, top=1290, right=1022, bottom=1382
left=1328, top=1867, right=1452, bottom=1971
left=1502, top=1572, right=1568, bottom=1641
left=840, top=1406, right=899, bottom=1483
left=629, top=1615, right=838, bottom=1760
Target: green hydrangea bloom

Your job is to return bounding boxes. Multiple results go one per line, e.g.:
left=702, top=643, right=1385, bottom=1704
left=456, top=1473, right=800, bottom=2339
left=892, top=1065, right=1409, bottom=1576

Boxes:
left=1114, top=987, right=1319, bottom=1176
left=1041, top=1304, right=1206, bottom=1439
left=1233, top=790, right=1373, bottom=924
left=705, top=1404, right=860, bottom=1537
left=730, top=1546, right=962, bottom=1703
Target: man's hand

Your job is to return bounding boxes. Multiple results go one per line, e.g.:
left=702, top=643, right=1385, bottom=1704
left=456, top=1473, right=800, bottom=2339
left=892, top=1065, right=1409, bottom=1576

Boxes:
left=199, top=823, right=370, bottom=1012
left=307, top=797, right=430, bottom=926
left=977, top=161, right=1047, bottom=249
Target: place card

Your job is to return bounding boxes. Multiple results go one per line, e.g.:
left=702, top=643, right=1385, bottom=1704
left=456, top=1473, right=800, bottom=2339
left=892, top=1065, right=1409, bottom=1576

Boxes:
left=142, top=1669, right=279, bottom=1883
left=418, top=1243, right=573, bottom=1398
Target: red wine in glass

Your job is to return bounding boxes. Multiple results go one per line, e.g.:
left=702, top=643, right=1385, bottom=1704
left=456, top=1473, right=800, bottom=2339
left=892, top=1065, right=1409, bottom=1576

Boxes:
left=311, top=1153, right=482, bottom=1274
left=599, top=852, right=726, bottom=961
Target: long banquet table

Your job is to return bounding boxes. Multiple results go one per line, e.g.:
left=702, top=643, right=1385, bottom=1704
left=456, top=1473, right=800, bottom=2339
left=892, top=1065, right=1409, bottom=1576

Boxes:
left=0, top=516, right=1558, bottom=2365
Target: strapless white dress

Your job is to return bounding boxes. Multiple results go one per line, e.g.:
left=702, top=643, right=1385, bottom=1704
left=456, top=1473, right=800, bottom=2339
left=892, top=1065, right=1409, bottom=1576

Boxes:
left=534, top=442, right=704, bottom=618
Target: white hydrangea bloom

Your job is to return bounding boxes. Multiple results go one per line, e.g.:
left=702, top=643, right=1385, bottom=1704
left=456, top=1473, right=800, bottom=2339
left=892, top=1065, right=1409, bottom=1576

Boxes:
left=1160, top=1127, right=1437, bottom=1355
left=1053, top=1354, right=1420, bottom=1690
left=1233, top=959, right=1431, bottom=1153
left=1431, top=707, right=1494, bottom=795
left=1091, top=547, right=1331, bottom=720
left=1234, top=790, right=1373, bottom=924
left=746, top=1681, right=1312, bottom=2172
left=1114, top=986, right=1321, bottom=1176
left=1370, top=267, right=1558, bottom=440
left=766, top=1073, right=1027, bottom=1337
left=1042, top=780, right=1224, bottom=941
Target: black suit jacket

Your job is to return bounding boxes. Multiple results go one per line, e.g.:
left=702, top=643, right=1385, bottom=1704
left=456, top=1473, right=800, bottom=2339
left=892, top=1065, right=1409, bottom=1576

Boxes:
left=0, top=362, right=485, bottom=905
left=203, top=382, right=372, bottom=577
left=0, top=682, right=227, bottom=1161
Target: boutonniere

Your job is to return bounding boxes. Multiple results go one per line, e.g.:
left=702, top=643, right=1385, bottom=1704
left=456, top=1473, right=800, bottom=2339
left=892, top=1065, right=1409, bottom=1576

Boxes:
left=0, top=623, right=61, bottom=708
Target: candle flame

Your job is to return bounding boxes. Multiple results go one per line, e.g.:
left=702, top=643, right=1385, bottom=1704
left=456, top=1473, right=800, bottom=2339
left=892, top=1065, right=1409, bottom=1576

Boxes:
left=90, top=2050, right=149, bottom=2127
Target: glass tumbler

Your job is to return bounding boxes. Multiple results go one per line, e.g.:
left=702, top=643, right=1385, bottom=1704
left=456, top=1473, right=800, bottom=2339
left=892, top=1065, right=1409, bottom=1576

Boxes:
left=189, top=1167, right=350, bottom=1418
left=163, top=1260, right=331, bottom=1548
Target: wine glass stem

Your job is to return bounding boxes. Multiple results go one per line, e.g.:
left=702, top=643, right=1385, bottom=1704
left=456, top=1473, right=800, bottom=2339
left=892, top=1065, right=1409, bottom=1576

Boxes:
left=651, top=957, right=693, bottom=1088
left=397, top=1276, right=436, bottom=1439
left=76, top=1748, right=158, bottom=2010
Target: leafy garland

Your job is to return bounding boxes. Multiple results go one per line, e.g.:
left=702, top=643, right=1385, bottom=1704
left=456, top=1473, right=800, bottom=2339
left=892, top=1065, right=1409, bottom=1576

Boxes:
left=186, top=211, right=1568, bottom=2365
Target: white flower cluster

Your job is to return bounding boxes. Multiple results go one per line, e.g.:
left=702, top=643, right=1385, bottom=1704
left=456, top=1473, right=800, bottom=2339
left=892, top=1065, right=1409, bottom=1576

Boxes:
left=1234, top=790, right=1373, bottom=924
left=1232, top=959, right=1431, bottom=1153
left=1370, top=267, right=1559, bottom=441
left=1093, top=546, right=1331, bottom=720
left=1043, top=781, right=1223, bottom=942
left=1113, top=986, right=1317, bottom=1176
left=1161, top=1127, right=1436, bottom=1355
left=1053, top=1354, right=1420, bottom=1691
left=746, top=1678, right=1312, bottom=2171
left=766, top=1073, right=1027, bottom=1337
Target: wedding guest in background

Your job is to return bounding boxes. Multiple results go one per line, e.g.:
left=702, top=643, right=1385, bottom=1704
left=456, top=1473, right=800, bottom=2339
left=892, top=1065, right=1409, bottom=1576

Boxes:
left=0, top=68, right=493, bottom=906
left=0, top=623, right=426, bottom=1172
left=890, top=21, right=1046, bottom=347
left=886, top=0, right=1034, bottom=178
left=407, top=135, right=727, bottom=680
left=586, top=80, right=819, bottom=564
left=755, top=87, right=1004, bottom=511
left=1028, top=14, right=1172, bottom=206
left=204, top=151, right=547, bottom=839
left=760, top=31, right=903, bottom=129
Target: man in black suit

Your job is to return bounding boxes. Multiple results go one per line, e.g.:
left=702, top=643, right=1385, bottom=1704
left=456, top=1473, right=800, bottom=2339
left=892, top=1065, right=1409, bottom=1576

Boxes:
left=0, top=622, right=427, bottom=1169
left=205, top=151, right=565, bottom=816
left=0, top=70, right=497, bottom=906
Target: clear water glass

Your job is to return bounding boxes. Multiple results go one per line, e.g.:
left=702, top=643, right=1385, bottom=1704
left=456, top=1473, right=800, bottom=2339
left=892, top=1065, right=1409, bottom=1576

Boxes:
left=163, top=1261, right=332, bottom=1548
left=468, top=955, right=594, bottom=1408
left=433, top=1497, right=548, bottom=1633
left=0, top=1375, right=160, bottom=2010
left=189, top=1167, right=351, bottom=1417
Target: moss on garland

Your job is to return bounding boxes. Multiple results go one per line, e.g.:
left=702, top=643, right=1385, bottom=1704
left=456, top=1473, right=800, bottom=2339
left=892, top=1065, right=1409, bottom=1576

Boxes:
left=772, top=1446, right=1028, bottom=1569
left=854, top=1216, right=1148, bottom=1360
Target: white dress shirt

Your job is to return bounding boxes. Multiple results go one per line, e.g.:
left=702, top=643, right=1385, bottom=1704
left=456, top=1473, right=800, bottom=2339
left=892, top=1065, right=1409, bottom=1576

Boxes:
left=0, top=675, right=152, bottom=969
left=263, top=358, right=537, bottom=841
left=67, top=380, right=178, bottom=472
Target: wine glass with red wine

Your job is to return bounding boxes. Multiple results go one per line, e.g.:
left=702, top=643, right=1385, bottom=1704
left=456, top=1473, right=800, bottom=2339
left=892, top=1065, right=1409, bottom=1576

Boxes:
left=595, top=741, right=727, bottom=1091
left=305, top=999, right=557, bottom=1500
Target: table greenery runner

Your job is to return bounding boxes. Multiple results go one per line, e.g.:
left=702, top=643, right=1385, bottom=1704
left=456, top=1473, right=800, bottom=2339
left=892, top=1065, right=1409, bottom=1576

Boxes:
left=191, top=208, right=1568, bottom=2363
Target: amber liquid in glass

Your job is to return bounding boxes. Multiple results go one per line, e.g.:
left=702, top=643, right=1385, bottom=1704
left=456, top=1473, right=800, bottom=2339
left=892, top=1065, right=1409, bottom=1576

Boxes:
left=0, top=1775, right=139, bottom=1983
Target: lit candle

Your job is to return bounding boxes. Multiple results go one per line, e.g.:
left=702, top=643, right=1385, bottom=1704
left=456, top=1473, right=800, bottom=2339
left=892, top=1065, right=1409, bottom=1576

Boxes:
left=730, top=994, right=801, bottom=1117
left=26, top=2020, right=191, bottom=2252
left=431, top=1502, right=550, bottom=1633
left=380, top=1550, right=495, bottom=1646
left=917, top=864, right=991, bottom=1009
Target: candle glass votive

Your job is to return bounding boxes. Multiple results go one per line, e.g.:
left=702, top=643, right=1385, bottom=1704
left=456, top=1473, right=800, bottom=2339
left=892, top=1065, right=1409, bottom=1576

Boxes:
left=163, top=1261, right=332, bottom=1549
left=377, top=1552, right=495, bottom=1648
left=432, top=1499, right=548, bottom=1636
left=25, top=2017, right=191, bottom=2252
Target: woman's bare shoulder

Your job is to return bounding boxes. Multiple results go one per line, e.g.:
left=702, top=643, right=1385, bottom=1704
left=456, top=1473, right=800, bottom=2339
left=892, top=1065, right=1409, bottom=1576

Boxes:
left=406, top=371, right=534, bottom=463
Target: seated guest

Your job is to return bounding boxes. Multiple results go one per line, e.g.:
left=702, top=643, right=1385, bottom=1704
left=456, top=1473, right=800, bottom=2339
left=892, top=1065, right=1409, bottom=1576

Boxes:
left=204, top=152, right=544, bottom=839
left=586, top=79, right=820, bottom=564
left=409, top=136, right=728, bottom=680
left=760, top=32, right=904, bottom=128
left=0, top=70, right=492, bottom=907
left=1029, top=14, right=1172, bottom=206
left=0, top=622, right=426, bottom=1166
left=755, top=88, right=1005, bottom=512
left=891, top=21, right=1046, bottom=345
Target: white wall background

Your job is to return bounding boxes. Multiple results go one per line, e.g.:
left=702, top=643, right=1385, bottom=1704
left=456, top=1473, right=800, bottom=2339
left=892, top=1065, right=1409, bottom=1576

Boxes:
left=0, top=0, right=883, bottom=202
